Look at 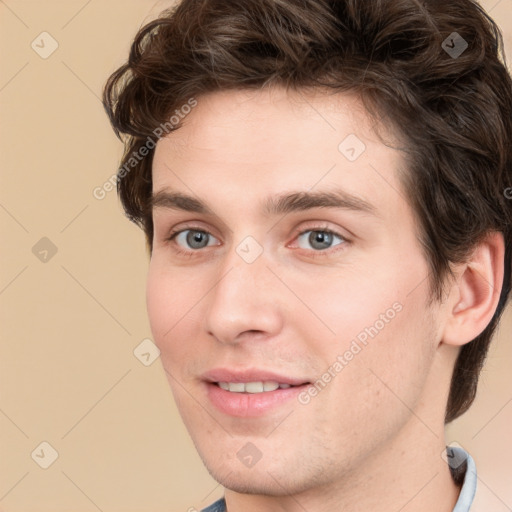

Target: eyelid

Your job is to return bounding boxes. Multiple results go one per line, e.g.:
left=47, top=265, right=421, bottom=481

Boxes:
left=290, top=221, right=350, bottom=241
left=167, top=221, right=220, bottom=239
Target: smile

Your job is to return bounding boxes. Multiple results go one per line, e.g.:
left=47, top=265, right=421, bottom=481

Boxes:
left=216, top=381, right=296, bottom=393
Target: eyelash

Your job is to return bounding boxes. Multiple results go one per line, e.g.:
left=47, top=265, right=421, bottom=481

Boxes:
left=165, top=223, right=350, bottom=260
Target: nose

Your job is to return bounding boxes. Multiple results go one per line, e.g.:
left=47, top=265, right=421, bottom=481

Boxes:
left=204, top=245, right=284, bottom=345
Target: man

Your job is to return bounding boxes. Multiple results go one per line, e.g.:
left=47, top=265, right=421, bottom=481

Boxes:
left=102, top=0, right=512, bottom=510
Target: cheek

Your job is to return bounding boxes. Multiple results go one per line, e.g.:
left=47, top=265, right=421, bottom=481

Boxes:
left=146, top=266, right=170, bottom=342
left=327, top=292, right=437, bottom=430
left=304, top=242, right=424, bottom=341
left=146, top=264, right=198, bottom=356
left=309, top=251, right=435, bottom=397
left=304, top=272, right=404, bottom=358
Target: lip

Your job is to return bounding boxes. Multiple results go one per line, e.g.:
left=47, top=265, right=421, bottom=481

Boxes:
left=202, top=368, right=311, bottom=418
left=202, top=368, right=310, bottom=386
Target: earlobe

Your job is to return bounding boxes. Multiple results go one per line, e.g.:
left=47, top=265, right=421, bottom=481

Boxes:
left=442, top=231, right=505, bottom=347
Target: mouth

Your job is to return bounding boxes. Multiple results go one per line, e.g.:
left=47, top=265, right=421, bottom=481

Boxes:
left=202, top=369, right=312, bottom=417
left=215, top=381, right=302, bottom=393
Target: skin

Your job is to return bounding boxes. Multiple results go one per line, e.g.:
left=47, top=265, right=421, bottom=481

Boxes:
left=146, top=86, right=504, bottom=512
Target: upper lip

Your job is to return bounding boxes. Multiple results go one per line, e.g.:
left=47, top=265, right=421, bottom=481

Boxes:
left=202, top=368, right=310, bottom=386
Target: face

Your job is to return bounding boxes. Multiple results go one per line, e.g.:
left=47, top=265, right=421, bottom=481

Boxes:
left=147, top=87, right=441, bottom=496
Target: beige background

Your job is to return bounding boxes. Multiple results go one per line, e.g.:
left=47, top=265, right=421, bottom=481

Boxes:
left=0, top=1, right=511, bottom=511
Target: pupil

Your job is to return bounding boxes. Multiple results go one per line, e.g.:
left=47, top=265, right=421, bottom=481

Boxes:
left=188, top=231, right=207, bottom=248
left=311, top=231, right=331, bottom=249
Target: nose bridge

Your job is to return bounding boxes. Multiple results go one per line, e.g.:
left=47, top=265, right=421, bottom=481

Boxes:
left=204, top=239, right=282, bottom=344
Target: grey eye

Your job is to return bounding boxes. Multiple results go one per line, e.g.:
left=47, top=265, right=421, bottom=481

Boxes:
left=176, top=230, right=217, bottom=249
left=297, top=230, right=344, bottom=251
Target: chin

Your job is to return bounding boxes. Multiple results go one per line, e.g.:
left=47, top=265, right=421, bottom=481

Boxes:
left=197, top=449, right=315, bottom=497
left=204, top=464, right=293, bottom=496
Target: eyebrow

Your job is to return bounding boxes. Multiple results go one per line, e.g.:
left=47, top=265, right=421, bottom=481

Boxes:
left=149, top=188, right=378, bottom=217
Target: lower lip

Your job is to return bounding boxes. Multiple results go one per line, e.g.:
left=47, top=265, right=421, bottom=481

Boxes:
left=205, top=382, right=309, bottom=417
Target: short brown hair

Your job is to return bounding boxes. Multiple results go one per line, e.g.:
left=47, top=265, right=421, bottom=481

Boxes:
left=103, top=0, right=512, bottom=423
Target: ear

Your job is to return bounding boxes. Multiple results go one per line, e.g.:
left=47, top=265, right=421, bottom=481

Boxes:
left=441, top=231, right=505, bottom=347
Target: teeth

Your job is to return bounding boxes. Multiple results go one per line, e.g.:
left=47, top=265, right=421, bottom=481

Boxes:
left=245, top=382, right=264, bottom=393
left=217, top=381, right=293, bottom=393
left=228, top=382, right=245, bottom=392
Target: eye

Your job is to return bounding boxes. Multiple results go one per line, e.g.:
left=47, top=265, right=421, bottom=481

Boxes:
left=296, top=229, right=346, bottom=251
left=165, top=225, right=349, bottom=259
left=170, top=228, right=219, bottom=250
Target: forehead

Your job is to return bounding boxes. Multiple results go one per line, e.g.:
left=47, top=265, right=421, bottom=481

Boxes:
left=154, top=87, right=390, bottom=164
left=151, top=86, right=409, bottom=222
